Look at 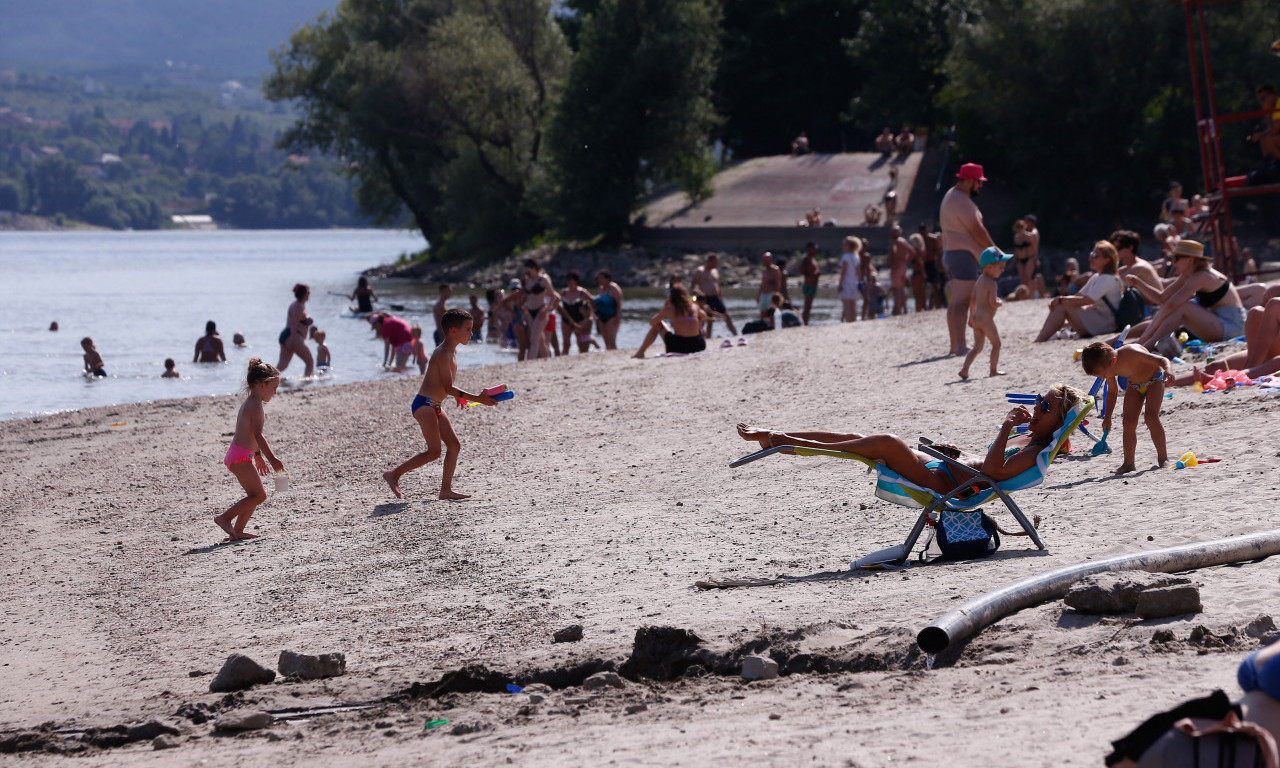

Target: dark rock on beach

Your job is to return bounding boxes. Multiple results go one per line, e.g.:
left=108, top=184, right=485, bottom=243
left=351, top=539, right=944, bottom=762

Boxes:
left=553, top=625, right=584, bottom=644
left=214, top=710, right=274, bottom=732
left=278, top=650, right=346, bottom=680
left=209, top=654, right=276, bottom=692
left=1135, top=585, right=1203, bottom=620
left=1064, top=573, right=1191, bottom=614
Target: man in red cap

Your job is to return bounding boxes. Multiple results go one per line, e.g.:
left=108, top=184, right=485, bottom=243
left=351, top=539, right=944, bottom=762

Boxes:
left=939, top=162, right=995, bottom=356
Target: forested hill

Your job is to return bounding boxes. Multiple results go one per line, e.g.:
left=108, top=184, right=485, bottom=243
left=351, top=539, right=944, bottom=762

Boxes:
left=0, top=0, right=337, bottom=76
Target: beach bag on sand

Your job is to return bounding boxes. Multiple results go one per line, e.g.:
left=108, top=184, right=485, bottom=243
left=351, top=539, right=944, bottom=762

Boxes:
left=933, top=510, right=999, bottom=561
left=1107, top=689, right=1280, bottom=768
left=1103, top=288, right=1145, bottom=330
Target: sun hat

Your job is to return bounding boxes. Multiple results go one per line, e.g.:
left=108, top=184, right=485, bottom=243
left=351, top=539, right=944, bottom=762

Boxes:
left=956, top=163, right=987, bottom=181
left=507, top=278, right=521, bottom=291
left=1171, top=240, right=1207, bottom=261
left=979, top=246, right=1012, bottom=267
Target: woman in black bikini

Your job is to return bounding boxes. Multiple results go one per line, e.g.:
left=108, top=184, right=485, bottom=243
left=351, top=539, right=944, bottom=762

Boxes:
left=1130, top=239, right=1246, bottom=348
left=633, top=284, right=707, bottom=358
left=194, top=320, right=226, bottom=363
left=1012, top=219, right=1038, bottom=295
left=557, top=270, right=597, bottom=355
left=520, top=258, right=560, bottom=360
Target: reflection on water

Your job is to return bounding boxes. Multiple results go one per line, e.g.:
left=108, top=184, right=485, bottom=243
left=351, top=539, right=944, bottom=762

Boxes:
left=0, top=229, right=853, bottom=420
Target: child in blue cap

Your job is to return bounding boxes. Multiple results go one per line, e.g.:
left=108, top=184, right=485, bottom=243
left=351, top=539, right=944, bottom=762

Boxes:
left=960, top=247, right=1012, bottom=379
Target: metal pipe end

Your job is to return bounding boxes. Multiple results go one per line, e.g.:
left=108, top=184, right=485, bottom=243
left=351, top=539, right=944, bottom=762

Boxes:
left=917, top=626, right=950, bottom=655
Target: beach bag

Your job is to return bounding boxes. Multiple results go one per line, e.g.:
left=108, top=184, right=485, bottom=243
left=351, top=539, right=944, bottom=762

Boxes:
left=1103, top=288, right=1145, bottom=330
left=934, top=509, right=999, bottom=560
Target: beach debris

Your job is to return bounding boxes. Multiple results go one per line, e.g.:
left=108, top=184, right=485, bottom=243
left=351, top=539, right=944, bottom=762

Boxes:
left=1063, top=573, right=1191, bottom=614
left=187, top=669, right=207, bottom=678
left=553, top=624, right=584, bottom=643
left=619, top=626, right=705, bottom=681
left=683, top=664, right=706, bottom=678
left=1141, top=586, right=1198, bottom=622
left=214, top=710, right=274, bottom=732
left=278, top=650, right=346, bottom=680
left=152, top=735, right=181, bottom=750
left=126, top=721, right=180, bottom=743
left=741, top=655, right=779, bottom=681
left=449, top=722, right=490, bottom=736
left=424, top=719, right=449, bottom=729
left=1151, top=630, right=1176, bottom=644
left=1245, top=615, right=1277, bottom=639
left=583, top=671, right=625, bottom=691
left=1135, top=584, right=1202, bottom=619
left=505, top=683, right=523, bottom=694
left=209, top=654, right=276, bottom=692
left=528, top=692, right=547, bottom=704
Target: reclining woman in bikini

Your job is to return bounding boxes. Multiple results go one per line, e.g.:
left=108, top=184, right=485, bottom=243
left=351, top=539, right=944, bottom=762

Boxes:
left=737, top=383, right=1086, bottom=495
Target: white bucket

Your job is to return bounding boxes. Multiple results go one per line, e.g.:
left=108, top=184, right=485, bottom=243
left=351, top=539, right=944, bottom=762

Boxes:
left=274, top=472, right=290, bottom=493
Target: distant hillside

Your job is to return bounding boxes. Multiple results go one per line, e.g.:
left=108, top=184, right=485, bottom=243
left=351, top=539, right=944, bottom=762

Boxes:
left=0, top=0, right=338, bottom=77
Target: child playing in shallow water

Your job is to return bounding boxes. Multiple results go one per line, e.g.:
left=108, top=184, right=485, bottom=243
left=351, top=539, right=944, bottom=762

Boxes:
left=161, top=358, right=180, bottom=378
left=214, top=358, right=285, bottom=541
left=384, top=309, right=496, bottom=500
left=81, top=337, right=106, bottom=377
left=1081, top=341, right=1172, bottom=474
left=410, top=324, right=428, bottom=374
left=959, top=248, right=1010, bottom=379
left=314, top=329, right=331, bottom=369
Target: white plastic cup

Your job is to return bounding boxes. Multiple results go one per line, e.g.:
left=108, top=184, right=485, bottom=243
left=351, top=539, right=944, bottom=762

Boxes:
left=274, top=474, right=289, bottom=493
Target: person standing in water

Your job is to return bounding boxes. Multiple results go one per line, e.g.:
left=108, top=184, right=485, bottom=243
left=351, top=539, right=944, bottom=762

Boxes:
left=277, top=283, right=315, bottom=377
left=691, top=254, right=737, bottom=337
left=349, top=276, right=378, bottom=314
left=593, top=269, right=623, bottom=350
left=194, top=320, right=226, bottom=363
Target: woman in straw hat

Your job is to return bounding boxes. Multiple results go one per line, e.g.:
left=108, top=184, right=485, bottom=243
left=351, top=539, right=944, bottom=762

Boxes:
left=1129, top=239, right=1246, bottom=349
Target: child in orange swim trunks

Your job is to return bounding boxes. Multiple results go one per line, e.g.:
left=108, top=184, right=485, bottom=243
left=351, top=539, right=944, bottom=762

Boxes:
left=214, top=358, right=285, bottom=541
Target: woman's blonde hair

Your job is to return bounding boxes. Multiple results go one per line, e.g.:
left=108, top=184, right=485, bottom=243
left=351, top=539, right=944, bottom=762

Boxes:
left=1092, top=241, right=1119, bottom=275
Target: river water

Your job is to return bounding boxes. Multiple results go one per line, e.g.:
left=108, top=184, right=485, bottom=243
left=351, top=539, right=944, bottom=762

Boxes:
left=0, top=229, right=845, bottom=420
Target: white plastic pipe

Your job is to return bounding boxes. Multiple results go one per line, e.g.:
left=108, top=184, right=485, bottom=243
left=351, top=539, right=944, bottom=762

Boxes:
left=917, top=529, right=1280, bottom=655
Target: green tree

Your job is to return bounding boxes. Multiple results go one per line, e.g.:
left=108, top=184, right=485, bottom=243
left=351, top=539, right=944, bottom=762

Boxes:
left=0, top=178, right=24, bottom=211
left=940, top=0, right=1276, bottom=231
left=715, top=0, right=862, bottom=157
left=545, top=0, right=722, bottom=241
left=27, top=155, right=92, bottom=217
left=265, top=0, right=568, bottom=255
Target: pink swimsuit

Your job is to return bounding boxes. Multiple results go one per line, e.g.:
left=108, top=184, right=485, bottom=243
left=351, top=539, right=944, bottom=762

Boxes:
left=224, top=444, right=254, bottom=469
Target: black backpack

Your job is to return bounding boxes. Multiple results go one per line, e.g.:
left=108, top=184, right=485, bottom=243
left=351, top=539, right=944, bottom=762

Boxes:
left=1103, top=287, right=1145, bottom=329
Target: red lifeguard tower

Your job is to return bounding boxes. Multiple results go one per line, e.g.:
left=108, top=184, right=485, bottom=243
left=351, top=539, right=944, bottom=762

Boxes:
left=1181, top=0, right=1279, bottom=278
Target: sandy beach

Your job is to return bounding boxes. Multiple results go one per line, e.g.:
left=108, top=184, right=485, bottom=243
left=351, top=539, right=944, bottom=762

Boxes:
left=2, top=298, right=1279, bottom=766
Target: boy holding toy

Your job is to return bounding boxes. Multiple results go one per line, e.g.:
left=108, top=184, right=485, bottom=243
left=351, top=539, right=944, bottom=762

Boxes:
left=1080, top=341, right=1172, bottom=474
left=384, top=309, right=496, bottom=500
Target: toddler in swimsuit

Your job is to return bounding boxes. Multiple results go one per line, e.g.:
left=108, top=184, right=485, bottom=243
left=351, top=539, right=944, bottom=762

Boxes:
left=81, top=337, right=107, bottom=377
left=214, top=358, right=285, bottom=541
left=1080, top=341, right=1172, bottom=474
left=383, top=309, right=497, bottom=501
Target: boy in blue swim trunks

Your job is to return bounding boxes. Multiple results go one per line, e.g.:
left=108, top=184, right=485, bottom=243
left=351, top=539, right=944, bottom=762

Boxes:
left=1081, top=341, right=1172, bottom=474
left=384, top=309, right=497, bottom=500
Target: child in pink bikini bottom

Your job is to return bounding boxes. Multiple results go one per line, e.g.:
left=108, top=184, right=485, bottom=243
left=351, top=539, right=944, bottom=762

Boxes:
left=224, top=444, right=255, bottom=469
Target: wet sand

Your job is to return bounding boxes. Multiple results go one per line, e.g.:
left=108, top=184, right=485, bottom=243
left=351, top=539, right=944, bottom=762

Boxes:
left=2, top=299, right=1278, bottom=766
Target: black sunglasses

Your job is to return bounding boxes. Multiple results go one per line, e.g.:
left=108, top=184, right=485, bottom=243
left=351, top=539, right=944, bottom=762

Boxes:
left=1034, top=395, right=1053, bottom=414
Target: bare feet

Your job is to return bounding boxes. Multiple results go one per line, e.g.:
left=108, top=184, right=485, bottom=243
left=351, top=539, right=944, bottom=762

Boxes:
left=439, top=489, right=471, bottom=500
left=1158, top=458, right=1170, bottom=469
left=383, top=470, right=403, bottom=499
left=958, top=369, right=970, bottom=380
left=736, top=423, right=775, bottom=448
left=1193, top=366, right=1213, bottom=386
left=214, top=514, right=236, bottom=539
left=632, top=350, right=646, bottom=359
left=952, top=346, right=971, bottom=357
left=233, top=532, right=259, bottom=540
left=1113, top=463, right=1136, bottom=475
left=989, top=370, right=1007, bottom=377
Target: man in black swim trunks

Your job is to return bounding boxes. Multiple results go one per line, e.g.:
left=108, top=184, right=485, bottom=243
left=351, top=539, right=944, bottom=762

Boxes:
left=691, top=254, right=737, bottom=337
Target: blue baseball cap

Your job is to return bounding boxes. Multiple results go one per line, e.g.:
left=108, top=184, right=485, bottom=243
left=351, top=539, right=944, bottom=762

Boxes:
left=980, top=247, right=1012, bottom=267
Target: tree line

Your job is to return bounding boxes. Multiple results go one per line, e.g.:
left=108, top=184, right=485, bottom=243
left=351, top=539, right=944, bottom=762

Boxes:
left=0, top=78, right=366, bottom=230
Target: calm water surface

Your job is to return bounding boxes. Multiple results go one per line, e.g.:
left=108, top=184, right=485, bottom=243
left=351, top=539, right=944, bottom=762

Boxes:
left=0, top=229, right=846, bottom=420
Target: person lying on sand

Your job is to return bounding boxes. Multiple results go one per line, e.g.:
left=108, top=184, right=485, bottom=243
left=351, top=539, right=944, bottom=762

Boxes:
left=737, top=383, right=1087, bottom=496
left=1169, top=295, right=1280, bottom=387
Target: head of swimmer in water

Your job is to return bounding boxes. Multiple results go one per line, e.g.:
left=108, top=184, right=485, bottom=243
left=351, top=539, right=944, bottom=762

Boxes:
left=357, top=276, right=369, bottom=289
left=245, top=357, right=281, bottom=400
left=232, top=333, right=246, bottom=346
left=293, top=283, right=309, bottom=302
left=206, top=320, right=217, bottom=336
left=440, top=308, right=474, bottom=345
